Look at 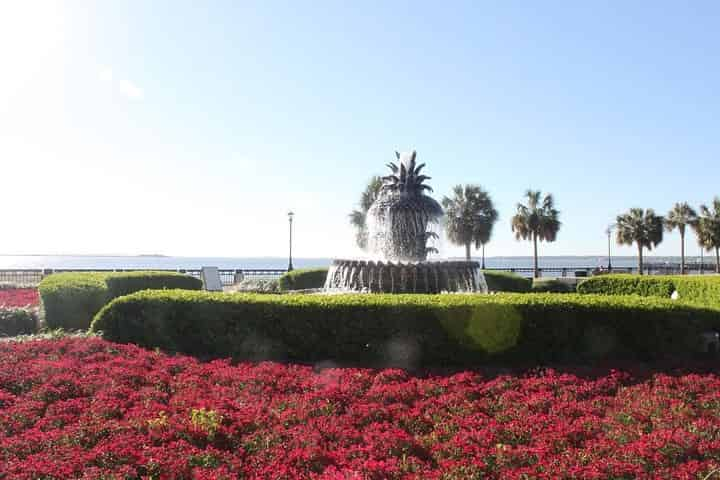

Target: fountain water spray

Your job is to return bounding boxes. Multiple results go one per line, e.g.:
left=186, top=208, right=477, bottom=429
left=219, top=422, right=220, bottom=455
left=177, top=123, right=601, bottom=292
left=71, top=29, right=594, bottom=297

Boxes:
left=326, top=150, right=488, bottom=293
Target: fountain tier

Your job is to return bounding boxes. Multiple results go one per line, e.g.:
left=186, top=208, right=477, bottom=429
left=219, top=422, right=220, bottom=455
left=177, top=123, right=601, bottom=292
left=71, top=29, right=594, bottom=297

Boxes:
left=325, top=259, right=487, bottom=293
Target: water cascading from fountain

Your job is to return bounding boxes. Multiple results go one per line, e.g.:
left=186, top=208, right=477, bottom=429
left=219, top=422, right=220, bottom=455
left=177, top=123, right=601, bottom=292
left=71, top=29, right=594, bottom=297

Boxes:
left=326, top=150, right=488, bottom=293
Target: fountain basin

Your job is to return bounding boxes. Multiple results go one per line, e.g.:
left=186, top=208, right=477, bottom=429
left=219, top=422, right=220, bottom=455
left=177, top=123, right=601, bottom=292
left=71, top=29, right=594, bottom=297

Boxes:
left=325, top=259, right=488, bottom=294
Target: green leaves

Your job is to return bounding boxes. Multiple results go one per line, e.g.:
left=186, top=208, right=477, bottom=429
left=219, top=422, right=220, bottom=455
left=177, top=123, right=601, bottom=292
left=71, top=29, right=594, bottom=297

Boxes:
left=577, top=275, right=676, bottom=298
left=278, top=268, right=328, bottom=291
left=578, top=274, right=720, bottom=308
left=39, top=272, right=202, bottom=330
left=666, top=202, right=698, bottom=234
left=694, top=198, right=720, bottom=256
left=483, top=271, right=532, bottom=292
left=91, top=289, right=719, bottom=366
left=349, top=176, right=383, bottom=250
left=442, top=184, right=498, bottom=253
left=616, top=208, right=664, bottom=250
left=511, top=190, right=561, bottom=242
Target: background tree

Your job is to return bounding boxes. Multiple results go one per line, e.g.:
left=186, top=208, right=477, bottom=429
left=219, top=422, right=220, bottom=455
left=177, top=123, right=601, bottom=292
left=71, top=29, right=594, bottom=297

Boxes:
left=348, top=176, right=383, bottom=250
left=615, top=208, right=664, bottom=274
left=665, top=202, right=697, bottom=274
left=442, top=184, right=498, bottom=264
left=511, top=190, right=561, bottom=278
left=693, top=197, right=720, bottom=273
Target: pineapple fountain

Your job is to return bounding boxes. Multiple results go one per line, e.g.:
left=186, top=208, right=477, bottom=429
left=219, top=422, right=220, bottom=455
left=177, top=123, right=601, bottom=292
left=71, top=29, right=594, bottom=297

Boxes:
left=325, top=150, right=488, bottom=293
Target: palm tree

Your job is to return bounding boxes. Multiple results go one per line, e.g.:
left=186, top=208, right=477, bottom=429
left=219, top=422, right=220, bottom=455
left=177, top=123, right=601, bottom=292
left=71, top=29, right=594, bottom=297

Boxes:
left=349, top=176, right=383, bottom=250
left=511, top=190, right=561, bottom=278
left=615, top=208, right=664, bottom=274
left=442, top=185, right=498, bottom=264
left=665, top=202, right=697, bottom=274
left=693, top=197, right=720, bottom=273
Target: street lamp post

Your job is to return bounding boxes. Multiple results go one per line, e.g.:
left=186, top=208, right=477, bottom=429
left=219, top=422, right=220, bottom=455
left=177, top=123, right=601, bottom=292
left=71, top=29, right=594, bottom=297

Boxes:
left=287, top=211, right=294, bottom=272
left=605, top=225, right=614, bottom=272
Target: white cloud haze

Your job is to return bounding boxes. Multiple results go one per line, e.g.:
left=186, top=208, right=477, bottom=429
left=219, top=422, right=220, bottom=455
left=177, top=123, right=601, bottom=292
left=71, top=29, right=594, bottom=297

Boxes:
left=99, top=67, right=143, bottom=100
left=118, top=79, right=144, bottom=101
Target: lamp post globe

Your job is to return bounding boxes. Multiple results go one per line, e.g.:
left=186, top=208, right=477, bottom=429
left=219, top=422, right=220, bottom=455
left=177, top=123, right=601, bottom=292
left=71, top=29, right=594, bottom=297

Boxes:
left=287, top=211, right=294, bottom=271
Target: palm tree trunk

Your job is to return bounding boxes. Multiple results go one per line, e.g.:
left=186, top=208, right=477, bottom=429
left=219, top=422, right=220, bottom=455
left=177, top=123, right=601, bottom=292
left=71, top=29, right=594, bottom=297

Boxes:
left=465, top=242, right=471, bottom=261
left=638, top=243, right=644, bottom=275
left=481, top=244, right=486, bottom=269
left=533, top=233, right=539, bottom=278
left=680, top=230, right=685, bottom=275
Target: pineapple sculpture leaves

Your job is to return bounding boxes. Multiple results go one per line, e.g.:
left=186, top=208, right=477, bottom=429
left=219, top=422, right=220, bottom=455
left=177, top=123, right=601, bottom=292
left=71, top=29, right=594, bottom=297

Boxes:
left=367, top=150, right=444, bottom=262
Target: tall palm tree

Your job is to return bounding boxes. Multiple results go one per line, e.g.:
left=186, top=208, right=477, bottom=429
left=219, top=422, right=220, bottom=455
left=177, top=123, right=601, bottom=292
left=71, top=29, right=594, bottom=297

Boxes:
left=615, top=208, right=664, bottom=274
left=349, top=176, right=383, bottom=250
left=511, top=190, right=561, bottom=278
left=693, top=197, right=720, bottom=273
left=442, top=185, right=499, bottom=263
left=665, top=202, right=697, bottom=274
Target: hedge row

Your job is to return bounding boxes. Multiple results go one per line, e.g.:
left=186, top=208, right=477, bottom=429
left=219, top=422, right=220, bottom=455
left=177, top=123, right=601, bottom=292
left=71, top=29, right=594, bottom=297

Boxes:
left=39, top=272, right=203, bottom=330
left=91, top=290, right=720, bottom=366
left=531, top=278, right=576, bottom=293
left=578, top=274, right=720, bottom=306
left=278, top=268, right=329, bottom=291
left=0, top=307, right=37, bottom=337
left=482, top=271, right=532, bottom=292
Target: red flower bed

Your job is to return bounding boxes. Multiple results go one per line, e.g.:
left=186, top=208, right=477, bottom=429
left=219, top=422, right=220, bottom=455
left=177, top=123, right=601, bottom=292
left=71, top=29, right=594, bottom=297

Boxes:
left=0, top=288, right=39, bottom=308
left=2, top=338, right=720, bottom=479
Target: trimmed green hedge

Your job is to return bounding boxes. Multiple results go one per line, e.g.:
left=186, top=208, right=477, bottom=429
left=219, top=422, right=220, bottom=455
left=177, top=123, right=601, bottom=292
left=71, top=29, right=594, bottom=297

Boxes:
left=104, top=271, right=203, bottom=298
left=39, top=273, right=109, bottom=330
left=532, top=278, right=576, bottom=293
left=577, top=275, right=675, bottom=298
left=91, top=290, right=720, bottom=366
left=39, top=272, right=203, bottom=330
left=482, top=271, right=532, bottom=292
left=0, top=307, right=38, bottom=336
left=278, top=268, right=328, bottom=291
left=672, top=276, right=720, bottom=306
left=577, top=275, right=720, bottom=307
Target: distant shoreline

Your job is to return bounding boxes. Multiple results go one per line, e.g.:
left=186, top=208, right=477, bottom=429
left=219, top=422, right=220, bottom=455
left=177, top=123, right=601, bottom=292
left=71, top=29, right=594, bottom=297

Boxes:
left=0, top=254, right=704, bottom=259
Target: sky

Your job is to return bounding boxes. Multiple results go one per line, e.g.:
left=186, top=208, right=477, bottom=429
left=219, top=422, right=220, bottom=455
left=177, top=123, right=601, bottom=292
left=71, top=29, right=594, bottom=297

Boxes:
left=2, top=1, right=720, bottom=259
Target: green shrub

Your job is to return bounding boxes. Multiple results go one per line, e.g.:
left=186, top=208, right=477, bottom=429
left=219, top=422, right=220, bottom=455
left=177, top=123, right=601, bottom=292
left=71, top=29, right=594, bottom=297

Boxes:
left=278, top=268, right=328, bottom=291
left=0, top=307, right=38, bottom=336
left=672, top=276, right=720, bottom=307
left=39, top=271, right=202, bottom=331
left=482, top=271, right=532, bottom=292
left=91, top=290, right=720, bottom=366
left=531, top=278, right=576, bottom=293
left=105, top=271, right=202, bottom=298
left=231, top=278, right=280, bottom=293
left=577, top=274, right=720, bottom=307
left=577, top=275, right=675, bottom=297
left=39, top=273, right=110, bottom=330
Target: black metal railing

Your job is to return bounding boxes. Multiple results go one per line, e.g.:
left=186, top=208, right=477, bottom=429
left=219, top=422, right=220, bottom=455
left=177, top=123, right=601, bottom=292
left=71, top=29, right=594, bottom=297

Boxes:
left=0, top=262, right=716, bottom=286
left=0, top=268, right=288, bottom=287
left=486, top=262, right=718, bottom=278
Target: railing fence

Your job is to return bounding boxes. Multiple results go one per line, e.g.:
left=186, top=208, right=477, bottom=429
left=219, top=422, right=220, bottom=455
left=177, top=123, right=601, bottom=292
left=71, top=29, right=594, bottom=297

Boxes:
left=0, top=268, right=288, bottom=287
left=0, top=262, right=717, bottom=286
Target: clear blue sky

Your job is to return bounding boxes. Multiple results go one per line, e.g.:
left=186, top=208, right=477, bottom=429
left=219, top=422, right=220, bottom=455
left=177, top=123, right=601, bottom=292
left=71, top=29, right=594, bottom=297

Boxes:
left=2, top=1, right=719, bottom=258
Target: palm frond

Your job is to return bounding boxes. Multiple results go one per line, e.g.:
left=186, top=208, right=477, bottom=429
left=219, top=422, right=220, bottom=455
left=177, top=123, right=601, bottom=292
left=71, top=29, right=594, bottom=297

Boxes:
left=512, top=191, right=560, bottom=244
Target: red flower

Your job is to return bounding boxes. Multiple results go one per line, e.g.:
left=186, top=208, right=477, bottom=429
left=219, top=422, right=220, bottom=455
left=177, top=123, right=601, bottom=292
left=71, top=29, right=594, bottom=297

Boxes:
left=1, top=337, right=720, bottom=478
left=0, top=288, right=40, bottom=308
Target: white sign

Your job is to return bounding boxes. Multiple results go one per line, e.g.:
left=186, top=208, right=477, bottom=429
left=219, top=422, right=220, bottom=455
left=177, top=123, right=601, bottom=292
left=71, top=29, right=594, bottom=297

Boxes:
left=201, top=266, right=223, bottom=291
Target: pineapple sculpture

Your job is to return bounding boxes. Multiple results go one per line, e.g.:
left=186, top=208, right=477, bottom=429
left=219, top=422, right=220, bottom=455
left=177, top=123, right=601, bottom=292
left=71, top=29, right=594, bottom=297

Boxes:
left=367, top=150, right=444, bottom=262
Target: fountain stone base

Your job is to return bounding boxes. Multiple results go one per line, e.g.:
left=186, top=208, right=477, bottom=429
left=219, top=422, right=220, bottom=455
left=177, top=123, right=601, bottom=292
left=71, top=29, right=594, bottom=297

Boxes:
left=324, top=259, right=488, bottom=294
